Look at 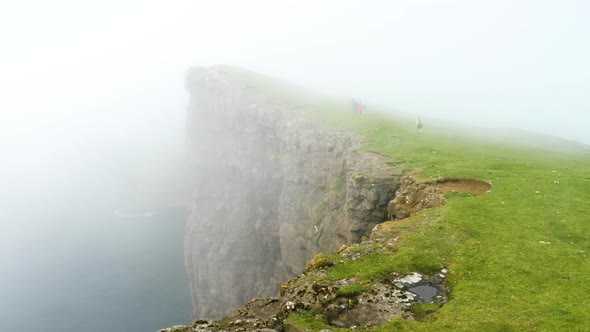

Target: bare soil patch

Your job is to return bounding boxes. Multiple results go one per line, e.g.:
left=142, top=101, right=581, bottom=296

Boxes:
left=432, top=177, right=492, bottom=195
left=388, top=176, right=492, bottom=220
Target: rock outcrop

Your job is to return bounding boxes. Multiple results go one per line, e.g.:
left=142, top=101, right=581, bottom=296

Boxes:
left=184, top=67, right=400, bottom=319
left=159, top=234, right=449, bottom=332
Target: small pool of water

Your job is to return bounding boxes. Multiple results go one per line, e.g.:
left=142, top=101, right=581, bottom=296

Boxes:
left=408, top=285, right=438, bottom=302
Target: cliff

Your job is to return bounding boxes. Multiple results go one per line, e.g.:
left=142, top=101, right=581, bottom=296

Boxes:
left=164, top=66, right=590, bottom=331
left=183, top=67, right=399, bottom=319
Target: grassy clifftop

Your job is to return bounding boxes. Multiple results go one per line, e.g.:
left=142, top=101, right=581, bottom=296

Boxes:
left=214, top=65, right=590, bottom=331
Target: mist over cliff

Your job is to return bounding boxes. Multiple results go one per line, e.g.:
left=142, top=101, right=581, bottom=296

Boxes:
left=3, top=2, right=590, bottom=331
left=182, top=67, right=399, bottom=319
left=0, top=88, right=193, bottom=331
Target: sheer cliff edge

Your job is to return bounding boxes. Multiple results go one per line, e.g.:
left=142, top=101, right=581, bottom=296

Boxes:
left=183, top=66, right=399, bottom=320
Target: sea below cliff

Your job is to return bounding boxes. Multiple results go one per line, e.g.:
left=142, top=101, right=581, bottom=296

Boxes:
left=0, top=132, right=192, bottom=332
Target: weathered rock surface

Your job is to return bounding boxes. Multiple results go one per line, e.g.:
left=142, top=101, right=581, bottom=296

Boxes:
left=388, top=176, right=446, bottom=220
left=158, top=240, right=449, bottom=332
left=184, top=67, right=400, bottom=319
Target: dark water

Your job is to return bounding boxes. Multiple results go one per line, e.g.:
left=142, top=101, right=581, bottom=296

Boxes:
left=408, top=285, right=438, bottom=302
left=0, top=208, right=192, bottom=332
left=0, top=141, right=192, bottom=331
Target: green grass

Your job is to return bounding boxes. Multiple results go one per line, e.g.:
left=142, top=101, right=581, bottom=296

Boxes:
left=444, top=191, right=474, bottom=199
left=411, top=303, right=442, bottom=320
left=284, top=310, right=347, bottom=331
left=216, top=66, right=590, bottom=331
left=336, top=284, right=370, bottom=298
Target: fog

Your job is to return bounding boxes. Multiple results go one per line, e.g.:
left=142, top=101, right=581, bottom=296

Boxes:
left=1, top=0, right=589, bottom=331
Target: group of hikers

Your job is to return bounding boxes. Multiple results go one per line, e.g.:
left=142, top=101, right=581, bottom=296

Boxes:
left=351, top=98, right=424, bottom=134
left=351, top=99, right=366, bottom=115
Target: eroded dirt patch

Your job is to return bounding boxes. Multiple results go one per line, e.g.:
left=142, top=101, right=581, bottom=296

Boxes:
left=388, top=176, right=492, bottom=220
left=433, top=177, right=492, bottom=195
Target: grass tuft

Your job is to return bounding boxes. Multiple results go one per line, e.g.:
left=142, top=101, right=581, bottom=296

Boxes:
left=336, top=284, right=369, bottom=298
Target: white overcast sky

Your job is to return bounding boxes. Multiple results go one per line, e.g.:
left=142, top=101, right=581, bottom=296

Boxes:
left=1, top=0, right=589, bottom=147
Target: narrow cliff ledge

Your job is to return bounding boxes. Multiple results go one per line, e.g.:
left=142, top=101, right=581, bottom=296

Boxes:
left=183, top=67, right=400, bottom=320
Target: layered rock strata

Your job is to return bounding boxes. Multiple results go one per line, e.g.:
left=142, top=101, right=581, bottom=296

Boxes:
left=184, top=67, right=399, bottom=319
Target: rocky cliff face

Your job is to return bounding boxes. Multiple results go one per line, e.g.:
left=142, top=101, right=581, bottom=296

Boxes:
left=184, top=67, right=399, bottom=319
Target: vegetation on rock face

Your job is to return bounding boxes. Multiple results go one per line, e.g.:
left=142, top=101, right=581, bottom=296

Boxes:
left=284, top=310, right=341, bottom=331
left=335, top=284, right=369, bottom=298
left=306, top=253, right=336, bottom=271
left=331, top=177, right=346, bottom=192
left=213, top=66, right=590, bottom=331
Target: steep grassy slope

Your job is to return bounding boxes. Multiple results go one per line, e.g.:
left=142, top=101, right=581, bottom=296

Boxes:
left=214, top=66, right=590, bottom=331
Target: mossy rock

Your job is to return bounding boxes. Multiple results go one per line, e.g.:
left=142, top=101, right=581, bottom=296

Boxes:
left=306, top=254, right=335, bottom=271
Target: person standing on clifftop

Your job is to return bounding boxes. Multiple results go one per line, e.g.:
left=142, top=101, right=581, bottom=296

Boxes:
left=416, top=116, right=423, bottom=134
left=351, top=99, right=359, bottom=114
left=358, top=102, right=365, bottom=115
